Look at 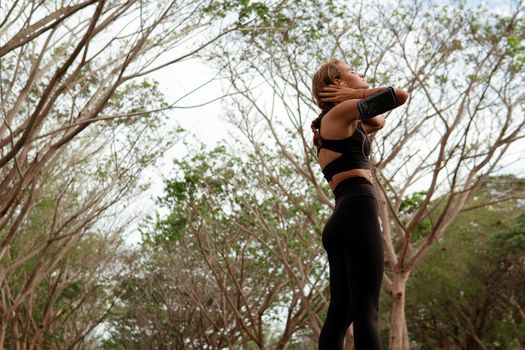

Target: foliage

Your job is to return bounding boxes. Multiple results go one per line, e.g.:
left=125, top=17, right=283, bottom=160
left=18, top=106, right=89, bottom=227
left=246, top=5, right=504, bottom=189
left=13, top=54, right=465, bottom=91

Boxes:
left=103, top=139, right=330, bottom=349
left=404, top=175, right=525, bottom=350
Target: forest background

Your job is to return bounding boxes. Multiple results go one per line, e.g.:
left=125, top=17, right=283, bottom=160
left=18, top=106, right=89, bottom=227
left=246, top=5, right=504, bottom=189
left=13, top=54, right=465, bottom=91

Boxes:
left=0, top=0, right=524, bottom=349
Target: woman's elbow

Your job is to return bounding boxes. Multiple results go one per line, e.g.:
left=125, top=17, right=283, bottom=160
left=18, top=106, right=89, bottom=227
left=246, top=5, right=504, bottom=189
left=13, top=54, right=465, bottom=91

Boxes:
left=363, top=115, right=385, bottom=129
left=375, top=116, right=386, bottom=128
left=395, top=89, right=409, bottom=106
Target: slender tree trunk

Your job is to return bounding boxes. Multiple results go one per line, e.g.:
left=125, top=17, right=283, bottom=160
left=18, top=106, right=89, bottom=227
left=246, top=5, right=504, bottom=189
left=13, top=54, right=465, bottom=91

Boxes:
left=0, top=313, right=9, bottom=348
left=389, top=271, right=410, bottom=350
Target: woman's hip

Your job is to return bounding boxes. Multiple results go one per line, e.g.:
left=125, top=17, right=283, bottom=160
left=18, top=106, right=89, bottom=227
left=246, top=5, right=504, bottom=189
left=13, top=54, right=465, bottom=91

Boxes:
left=333, top=176, right=378, bottom=206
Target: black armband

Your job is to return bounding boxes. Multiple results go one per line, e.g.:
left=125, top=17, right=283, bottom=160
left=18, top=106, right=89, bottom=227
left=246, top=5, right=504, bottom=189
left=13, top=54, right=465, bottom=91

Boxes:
left=357, top=87, right=398, bottom=120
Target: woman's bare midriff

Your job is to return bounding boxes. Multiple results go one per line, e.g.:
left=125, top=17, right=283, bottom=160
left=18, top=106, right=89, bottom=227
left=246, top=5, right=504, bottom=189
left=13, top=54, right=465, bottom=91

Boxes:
left=328, top=169, right=374, bottom=191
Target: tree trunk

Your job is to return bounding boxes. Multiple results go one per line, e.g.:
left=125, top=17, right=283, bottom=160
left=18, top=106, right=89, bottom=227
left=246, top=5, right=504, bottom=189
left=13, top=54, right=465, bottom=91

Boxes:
left=389, top=271, right=410, bottom=350
left=0, top=313, right=9, bottom=349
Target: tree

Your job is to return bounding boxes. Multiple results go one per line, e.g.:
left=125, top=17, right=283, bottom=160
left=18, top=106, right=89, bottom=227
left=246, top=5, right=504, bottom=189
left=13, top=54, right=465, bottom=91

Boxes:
left=0, top=0, right=291, bottom=346
left=103, top=142, right=331, bottom=349
left=403, top=175, right=525, bottom=350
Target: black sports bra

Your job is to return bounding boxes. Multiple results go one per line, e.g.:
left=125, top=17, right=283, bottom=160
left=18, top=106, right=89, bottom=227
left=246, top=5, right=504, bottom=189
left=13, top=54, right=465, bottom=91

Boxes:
left=317, top=120, right=371, bottom=182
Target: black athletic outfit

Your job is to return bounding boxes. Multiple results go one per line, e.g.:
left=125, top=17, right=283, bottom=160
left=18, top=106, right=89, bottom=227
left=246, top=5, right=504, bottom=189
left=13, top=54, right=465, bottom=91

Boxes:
left=317, top=120, right=384, bottom=350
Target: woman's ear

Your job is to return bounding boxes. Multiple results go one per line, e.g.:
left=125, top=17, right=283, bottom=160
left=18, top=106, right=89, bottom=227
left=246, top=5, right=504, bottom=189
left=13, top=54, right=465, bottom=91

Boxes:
left=334, top=79, right=348, bottom=87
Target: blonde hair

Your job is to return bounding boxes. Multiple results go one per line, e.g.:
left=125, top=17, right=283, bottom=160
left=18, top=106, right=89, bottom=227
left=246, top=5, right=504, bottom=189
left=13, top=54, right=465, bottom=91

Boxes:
left=311, top=58, right=344, bottom=149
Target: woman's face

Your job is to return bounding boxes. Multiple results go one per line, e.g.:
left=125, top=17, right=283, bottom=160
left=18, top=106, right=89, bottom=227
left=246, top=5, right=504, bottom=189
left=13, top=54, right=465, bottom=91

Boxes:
left=335, top=62, right=369, bottom=89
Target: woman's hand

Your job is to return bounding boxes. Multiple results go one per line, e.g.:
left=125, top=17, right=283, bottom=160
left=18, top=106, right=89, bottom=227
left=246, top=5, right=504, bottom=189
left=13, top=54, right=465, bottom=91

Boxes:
left=317, top=84, right=365, bottom=103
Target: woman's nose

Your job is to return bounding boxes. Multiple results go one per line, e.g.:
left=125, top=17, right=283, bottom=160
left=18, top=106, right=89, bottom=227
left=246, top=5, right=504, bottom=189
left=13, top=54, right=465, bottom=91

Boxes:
left=359, top=73, right=365, bottom=78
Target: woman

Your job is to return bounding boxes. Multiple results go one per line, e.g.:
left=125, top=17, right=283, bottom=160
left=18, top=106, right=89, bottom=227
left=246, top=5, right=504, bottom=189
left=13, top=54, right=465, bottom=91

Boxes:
left=311, top=58, right=408, bottom=350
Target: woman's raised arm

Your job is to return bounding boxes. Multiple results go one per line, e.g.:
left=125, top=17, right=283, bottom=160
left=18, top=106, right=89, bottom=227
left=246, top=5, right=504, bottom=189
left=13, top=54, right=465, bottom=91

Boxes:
left=318, top=85, right=408, bottom=107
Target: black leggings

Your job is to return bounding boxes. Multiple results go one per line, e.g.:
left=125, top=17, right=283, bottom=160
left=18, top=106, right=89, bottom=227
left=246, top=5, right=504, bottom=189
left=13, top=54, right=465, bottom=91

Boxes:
left=319, top=176, right=384, bottom=350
